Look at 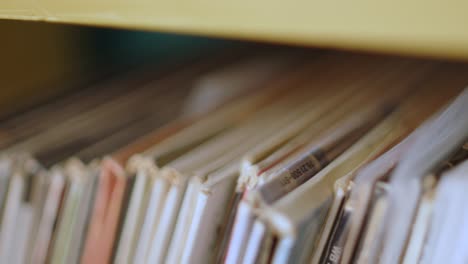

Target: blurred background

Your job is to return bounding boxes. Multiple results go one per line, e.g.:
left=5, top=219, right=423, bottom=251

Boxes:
left=0, top=20, right=241, bottom=120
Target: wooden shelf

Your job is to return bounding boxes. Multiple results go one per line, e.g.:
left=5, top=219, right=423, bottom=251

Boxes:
left=1, top=0, right=468, bottom=59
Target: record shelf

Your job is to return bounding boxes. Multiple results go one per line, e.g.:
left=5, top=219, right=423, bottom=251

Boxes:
left=1, top=2, right=468, bottom=264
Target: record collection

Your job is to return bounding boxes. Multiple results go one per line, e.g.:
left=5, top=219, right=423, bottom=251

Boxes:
left=0, top=51, right=467, bottom=264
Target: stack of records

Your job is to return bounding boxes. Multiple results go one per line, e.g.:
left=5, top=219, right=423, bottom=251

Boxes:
left=0, top=50, right=467, bottom=264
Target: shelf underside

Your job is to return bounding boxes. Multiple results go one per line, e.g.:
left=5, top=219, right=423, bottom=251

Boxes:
left=1, top=0, right=468, bottom=60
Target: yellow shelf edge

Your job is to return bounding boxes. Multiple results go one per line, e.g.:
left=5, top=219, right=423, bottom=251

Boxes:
left=1, top=1, right=468, bottom=60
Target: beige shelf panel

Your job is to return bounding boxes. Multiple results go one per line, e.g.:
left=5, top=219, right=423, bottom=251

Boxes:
left=1, top=0, right=468, bottom=59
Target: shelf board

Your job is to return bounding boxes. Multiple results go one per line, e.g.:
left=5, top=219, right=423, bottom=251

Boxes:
left=1, top=0, right=468, bottom=59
